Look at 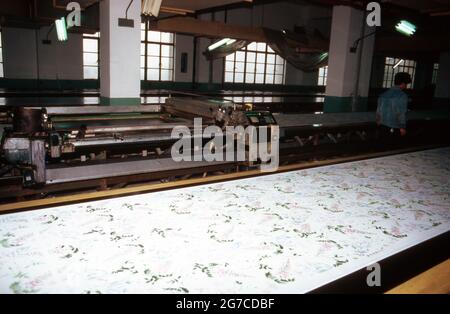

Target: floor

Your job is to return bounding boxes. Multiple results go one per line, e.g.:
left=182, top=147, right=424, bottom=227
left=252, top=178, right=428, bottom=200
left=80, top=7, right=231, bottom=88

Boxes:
left=0, top=148, right=449, bottom=293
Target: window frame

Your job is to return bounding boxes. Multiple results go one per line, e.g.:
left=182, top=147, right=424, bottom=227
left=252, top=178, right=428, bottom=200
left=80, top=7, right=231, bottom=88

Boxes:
left=317, top=66, right=328, bottom=86
left=141, top=21, right=175, bottom=82
left=432, top=63, right=439, bottom=85
left=83, top=32, right=100, bottom=80
left=382, top=57, right=416, bottom=88
left=224, top=42, right=286, bottom=85
left=0, top=30, right=4, bottom=78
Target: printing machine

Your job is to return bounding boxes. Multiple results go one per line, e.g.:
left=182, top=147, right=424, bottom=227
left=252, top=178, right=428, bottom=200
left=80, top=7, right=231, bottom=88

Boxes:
left=0, top=96, right=278, bottom=187
left=1, top=95, right=449, bottom=196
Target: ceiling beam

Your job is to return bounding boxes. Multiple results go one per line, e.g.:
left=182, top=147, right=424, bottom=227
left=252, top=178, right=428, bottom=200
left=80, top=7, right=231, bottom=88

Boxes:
left=149, top=16, right=267, bottom=42
left=376, top=35, right=450, bottom=54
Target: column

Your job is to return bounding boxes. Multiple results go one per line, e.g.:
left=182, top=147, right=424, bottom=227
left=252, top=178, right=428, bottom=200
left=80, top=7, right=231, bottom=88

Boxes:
left=324, top=5, right=375, bottom=112
left=100, top=0, right=141, bottom=105
left=434, top=52, right=450, bottom=106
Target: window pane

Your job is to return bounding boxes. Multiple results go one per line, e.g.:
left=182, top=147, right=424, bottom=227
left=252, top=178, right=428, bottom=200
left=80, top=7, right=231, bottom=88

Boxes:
left=245, top=73, right=255, bottom=83
left=256, top=43, right=266, bottom=51
left=267, top=46, right=275, bottom=53
left=236, top=51, right=245, bottom=62
left=275, top=64, right=284, bottom=75
left=161, top=57, right=173, bottom=69
left=141, top=43, right=146, bottom=55
left=256, top=63, right=265, bottom=74
left=265, top=74, right=274, bottom=84
left=255, top=74, right=264, bottom=84
left=235, top=62, right=245, bottom=72
left=84, top=66, right=98, bottom=79
left=266, top=54, right=275, bottom=64
left=161, top=32, right=173, bottom=43
left=276, top=56, right=284, bottom=65
left=161, top=45, right=173, bottom=57
left=246, top=52, right=256, bottom=63
left=246, top=62, right=255, bottom=73
left=225, top=61, right=234, bottom=72
left=0, top=64, right=3, bottom=78
left=225, top=72, right=234, bottom=82
left=83, top=52, right=98, bottom=66
left=247, top=42, right=257, bottom=51
left=148, top=31, right=160, bottom=42
left=256, top=53, right=265, bottom=63
left=235, top=72, right=244, bottom=83
left=140, top=56, right=145, bottom=67
left=147, top=69, right=159, bottom=80
left=266, top=64, right=275, bottom=74
left=147, top=56, right=160, bottom=68
left=226, top=53, right=235, bottom=62
left=0, top=49, right=3, bottom=63
left=83, top=39, right=98, bottom=52
left=161, top=69, right=172, bottom=81
left=141, top=29, right=146, bottom=41
left=275, top=75, right=283, bottom=84
left=148, top=44, right=160, bottom=56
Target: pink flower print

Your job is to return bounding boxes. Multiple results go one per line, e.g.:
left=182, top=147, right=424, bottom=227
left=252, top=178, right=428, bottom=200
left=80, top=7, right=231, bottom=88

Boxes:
left=298, top=224, right=311, bottom=233
left=414, top=211, right=424, bottom=220
left=391, top=226, right=402, bottom=237
left=279, top=259, right=292, bottom=278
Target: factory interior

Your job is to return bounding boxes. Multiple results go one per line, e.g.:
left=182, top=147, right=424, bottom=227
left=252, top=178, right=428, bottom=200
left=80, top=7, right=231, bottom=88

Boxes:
left=0, top=0, right=449, bottom=295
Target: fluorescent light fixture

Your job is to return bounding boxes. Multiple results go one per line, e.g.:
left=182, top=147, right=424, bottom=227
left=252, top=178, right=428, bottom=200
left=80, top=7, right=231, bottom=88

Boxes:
left=207, top=38, right=236, bottom=51
left=55, top=17, right=68, bottom=41
left=395, top=20, right=416, bottom=36
left=393, top=59, right=404, bottom=69
left=142, top=0, right=162, bottom=17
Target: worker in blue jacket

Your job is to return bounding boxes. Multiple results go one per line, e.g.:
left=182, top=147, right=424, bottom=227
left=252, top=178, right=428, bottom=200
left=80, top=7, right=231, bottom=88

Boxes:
left=376, top=72, right=412, bottom=139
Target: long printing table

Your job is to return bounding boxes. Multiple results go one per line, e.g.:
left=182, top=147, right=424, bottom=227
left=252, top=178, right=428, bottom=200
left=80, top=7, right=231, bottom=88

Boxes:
left=0, top=148, right=449, bottom=293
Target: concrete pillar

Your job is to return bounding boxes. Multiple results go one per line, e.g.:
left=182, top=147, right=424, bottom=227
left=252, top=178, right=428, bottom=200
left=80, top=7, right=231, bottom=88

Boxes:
left=324, top=5, right=375, bottom=112
left=434, top=52, right=450, bottom=103
left=100, top=0, right=141, bottom=105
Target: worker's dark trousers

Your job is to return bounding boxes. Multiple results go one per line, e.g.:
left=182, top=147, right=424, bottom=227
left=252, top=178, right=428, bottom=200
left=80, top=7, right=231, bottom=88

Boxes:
left=377, top=125, right=402, bottom=148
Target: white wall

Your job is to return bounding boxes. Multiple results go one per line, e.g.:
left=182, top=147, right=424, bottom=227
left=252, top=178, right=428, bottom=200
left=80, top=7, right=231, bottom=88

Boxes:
left=38, top=26, right=83, bottom=80
left=3, top=26, right=83, bottom=80
left=174, top=34, right=194, bottom=83
left=3, top=28, right=38, bottom=79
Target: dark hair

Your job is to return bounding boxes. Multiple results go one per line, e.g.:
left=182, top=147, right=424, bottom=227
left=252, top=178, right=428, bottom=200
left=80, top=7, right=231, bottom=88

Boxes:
left=394, top=72, right=412, bottom=85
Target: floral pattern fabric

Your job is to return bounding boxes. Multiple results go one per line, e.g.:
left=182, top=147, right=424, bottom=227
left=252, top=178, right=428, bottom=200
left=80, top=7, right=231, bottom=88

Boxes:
left=0, top=148, right=449, bottom=294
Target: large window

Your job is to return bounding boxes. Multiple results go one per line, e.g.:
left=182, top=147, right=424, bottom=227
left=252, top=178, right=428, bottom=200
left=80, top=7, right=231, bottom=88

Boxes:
left=224, top=42, right=285, bottom=84
left=383, top=57, right=416, bottom=88
left=141, top=23, right=174, bottom=81
left=317, top=66, right=328, bottom=86
left=432, top=63, right=439, bottom=85
left=83, top=32, right=99, bottom=79
left=0, top=30, right=3, bottom=78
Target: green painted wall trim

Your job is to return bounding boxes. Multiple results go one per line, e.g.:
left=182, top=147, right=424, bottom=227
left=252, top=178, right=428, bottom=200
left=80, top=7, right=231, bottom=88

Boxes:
left=324, top=96, right=352, bottom=113
left=356, top=97, right=369, bottom=112
left=100, top=97, right=141, bottom=106
left=324, top=96, right=369, bottom=113
left=0, top=78, right=326, bottom=94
